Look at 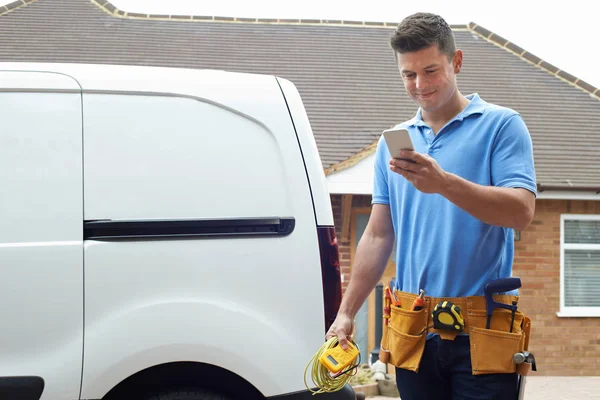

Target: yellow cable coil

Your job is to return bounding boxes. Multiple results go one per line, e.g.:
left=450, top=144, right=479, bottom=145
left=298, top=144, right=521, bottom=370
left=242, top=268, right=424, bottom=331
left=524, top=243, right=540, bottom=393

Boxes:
left=304, top=337, right=361, bottom=395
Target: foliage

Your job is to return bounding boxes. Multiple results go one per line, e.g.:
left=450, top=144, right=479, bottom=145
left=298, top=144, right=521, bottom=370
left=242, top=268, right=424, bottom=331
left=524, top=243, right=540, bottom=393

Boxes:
left=348, top=364, right=377, bottom=386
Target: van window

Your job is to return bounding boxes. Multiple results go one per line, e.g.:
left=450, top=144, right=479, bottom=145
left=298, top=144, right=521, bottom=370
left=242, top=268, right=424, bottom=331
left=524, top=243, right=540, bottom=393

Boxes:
left=83, top=94, right=291, bottom=221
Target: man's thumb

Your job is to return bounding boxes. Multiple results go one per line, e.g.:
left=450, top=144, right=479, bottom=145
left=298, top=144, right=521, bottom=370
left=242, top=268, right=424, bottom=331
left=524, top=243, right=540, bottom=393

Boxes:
left=337, top=333, right=348, bottom=350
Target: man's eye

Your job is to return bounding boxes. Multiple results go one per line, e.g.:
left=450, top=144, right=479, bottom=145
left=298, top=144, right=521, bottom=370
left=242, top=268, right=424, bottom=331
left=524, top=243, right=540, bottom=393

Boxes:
left=426, top=70, right=437, bottom=74
left=403, top=74, right=415, bottom=79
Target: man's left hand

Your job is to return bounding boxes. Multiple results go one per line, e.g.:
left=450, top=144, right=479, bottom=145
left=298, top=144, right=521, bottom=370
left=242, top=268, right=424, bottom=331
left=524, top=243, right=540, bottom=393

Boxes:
left=389, top=151, right=449, bottom=194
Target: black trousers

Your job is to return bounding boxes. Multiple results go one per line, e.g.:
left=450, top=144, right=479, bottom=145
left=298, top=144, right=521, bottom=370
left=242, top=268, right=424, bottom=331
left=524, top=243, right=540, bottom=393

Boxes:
left=395, top=335, right=518, bottom=400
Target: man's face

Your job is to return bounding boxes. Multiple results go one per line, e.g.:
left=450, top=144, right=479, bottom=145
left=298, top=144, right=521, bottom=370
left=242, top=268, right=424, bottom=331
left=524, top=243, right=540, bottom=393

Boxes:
left=396, top=45, right=462, bottom=113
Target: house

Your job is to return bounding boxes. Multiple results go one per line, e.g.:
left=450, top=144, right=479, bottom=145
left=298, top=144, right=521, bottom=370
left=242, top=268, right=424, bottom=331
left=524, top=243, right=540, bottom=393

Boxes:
left=2, top=0, right=600, bottom=376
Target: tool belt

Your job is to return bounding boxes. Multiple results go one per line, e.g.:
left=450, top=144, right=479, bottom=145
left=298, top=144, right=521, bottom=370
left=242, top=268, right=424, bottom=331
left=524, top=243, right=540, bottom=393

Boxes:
left=379, top=290, right=532, bottom=376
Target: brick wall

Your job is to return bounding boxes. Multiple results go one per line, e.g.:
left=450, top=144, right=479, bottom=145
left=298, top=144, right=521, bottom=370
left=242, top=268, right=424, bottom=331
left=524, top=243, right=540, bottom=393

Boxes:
left=331, top=194, right=600, bottom=376
left=514, top=199, right=600, bottom=376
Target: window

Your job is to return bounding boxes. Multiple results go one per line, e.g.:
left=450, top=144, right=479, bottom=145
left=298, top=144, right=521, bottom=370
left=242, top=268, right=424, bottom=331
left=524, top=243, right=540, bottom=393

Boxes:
left=559, top=215, right=600, bottom=317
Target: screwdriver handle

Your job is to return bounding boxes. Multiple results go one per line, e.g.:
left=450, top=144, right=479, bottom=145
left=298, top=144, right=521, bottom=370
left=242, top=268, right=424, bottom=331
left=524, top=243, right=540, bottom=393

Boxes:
left=384, top=287, right=392, bottom=325
left=411, top=289, right=426, bottom=311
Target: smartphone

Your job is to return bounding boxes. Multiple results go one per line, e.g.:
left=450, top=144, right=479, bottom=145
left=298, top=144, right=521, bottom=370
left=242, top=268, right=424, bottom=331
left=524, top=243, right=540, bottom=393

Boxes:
left=382, top=128, right=415, bottom=160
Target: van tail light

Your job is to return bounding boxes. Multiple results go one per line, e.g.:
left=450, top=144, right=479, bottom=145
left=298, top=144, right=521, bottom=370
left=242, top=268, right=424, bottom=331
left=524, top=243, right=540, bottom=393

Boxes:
left=317, top=226, right=342, bottom=333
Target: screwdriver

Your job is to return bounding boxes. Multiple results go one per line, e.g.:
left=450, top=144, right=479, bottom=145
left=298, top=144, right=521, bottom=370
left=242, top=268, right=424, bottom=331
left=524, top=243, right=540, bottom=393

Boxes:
left=411, top=289, right=426, bottom=311
left=383, top=287, right=392, bottom=326
left=388, top=279, right=400, bottom=307
left=509, top=300, right=517, bottom=333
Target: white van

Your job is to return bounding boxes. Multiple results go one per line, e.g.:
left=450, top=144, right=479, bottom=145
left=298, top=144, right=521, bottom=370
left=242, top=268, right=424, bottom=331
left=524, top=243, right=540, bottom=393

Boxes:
left=0, top=63, right=354, bottom=400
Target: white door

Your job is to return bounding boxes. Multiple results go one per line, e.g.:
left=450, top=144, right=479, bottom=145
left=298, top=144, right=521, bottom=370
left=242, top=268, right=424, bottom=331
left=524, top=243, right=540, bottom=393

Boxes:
left=0, top=71, right=83, bottom=400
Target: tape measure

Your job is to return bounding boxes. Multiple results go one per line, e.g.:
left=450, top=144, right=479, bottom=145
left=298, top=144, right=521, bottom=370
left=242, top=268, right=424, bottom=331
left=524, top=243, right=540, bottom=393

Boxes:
left=432, top=301, right=465, bottom=332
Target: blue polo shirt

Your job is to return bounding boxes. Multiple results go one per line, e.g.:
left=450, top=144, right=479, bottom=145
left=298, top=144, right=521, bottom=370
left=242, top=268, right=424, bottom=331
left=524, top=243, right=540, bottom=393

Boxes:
left=373, top=93, right=536, bottom=298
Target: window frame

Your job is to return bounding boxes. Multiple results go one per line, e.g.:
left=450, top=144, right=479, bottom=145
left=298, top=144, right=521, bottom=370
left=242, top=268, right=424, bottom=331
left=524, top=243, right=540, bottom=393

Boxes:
left=558, top=214, right=600, bottom=317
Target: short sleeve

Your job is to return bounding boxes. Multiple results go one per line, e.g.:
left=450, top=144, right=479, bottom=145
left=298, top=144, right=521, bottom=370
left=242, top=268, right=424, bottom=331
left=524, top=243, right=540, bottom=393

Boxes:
left=372, top=136, right=391, bottom=205
left=491, top=114, right=537, bottom=196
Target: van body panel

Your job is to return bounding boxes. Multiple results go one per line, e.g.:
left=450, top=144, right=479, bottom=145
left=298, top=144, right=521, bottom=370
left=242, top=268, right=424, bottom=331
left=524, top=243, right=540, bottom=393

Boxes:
left=276, top=78, right=334, bottom=227
left=81, top=240, right=316, bottom=396
left=0, top=71, right=83, bottom=400
left=78, top=67, right=327, bottom=397
left=81, top=234, right=324, bottom=397
left=82, top=92, right=294, bottom=221
left=0, top=70, right=80, bottom=91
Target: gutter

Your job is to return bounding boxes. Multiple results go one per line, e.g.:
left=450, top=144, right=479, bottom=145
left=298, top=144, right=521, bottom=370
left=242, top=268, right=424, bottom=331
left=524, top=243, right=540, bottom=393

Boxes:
left=537, top=184, right=600, bottom=194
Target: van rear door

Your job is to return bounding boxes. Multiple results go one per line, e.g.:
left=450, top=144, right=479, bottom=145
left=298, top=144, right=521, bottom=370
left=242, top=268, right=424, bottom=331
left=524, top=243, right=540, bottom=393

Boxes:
left=78, top=68, right=331, bottom=398
left=0, top=70, right=83, bottom=400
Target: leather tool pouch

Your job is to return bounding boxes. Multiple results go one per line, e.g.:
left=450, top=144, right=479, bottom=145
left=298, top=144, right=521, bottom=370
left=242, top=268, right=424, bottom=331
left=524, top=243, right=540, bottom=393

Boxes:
left=516, top=315, right=533, bottom=376
left=380, top=299, right=428, bottom=372
left=379, top=291, right=533, bottom=376
left=467, top=308, right=529, bottom=375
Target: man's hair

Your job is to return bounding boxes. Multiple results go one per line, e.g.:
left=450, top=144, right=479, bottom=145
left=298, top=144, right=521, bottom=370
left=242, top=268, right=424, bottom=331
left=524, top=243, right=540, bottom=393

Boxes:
left=390, top=13, right=456, bottom=59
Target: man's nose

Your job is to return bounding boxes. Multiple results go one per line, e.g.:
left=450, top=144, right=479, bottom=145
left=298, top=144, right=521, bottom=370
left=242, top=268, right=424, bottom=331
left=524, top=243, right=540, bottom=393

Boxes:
left=415, top=74, right=426, bottom=90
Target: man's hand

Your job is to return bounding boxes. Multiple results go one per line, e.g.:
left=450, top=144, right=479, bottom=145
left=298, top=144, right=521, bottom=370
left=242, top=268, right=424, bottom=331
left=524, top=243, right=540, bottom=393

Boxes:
left=389, top=150, right=448, bottom=194
left=389, top=151, right=535, bottom=229
left=325, top=313, right=355, bottom=350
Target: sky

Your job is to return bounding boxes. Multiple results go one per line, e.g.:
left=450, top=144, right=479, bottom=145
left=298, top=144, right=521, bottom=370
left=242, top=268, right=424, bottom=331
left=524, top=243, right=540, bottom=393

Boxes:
left=106, top=0, right=600, bottom=89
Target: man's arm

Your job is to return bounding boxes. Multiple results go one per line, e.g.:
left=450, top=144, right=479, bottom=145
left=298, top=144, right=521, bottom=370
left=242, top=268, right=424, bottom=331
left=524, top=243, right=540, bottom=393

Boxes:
left=440, top=173, right=534, bottom=230
left=339, top=204, right=395, bottom=316
left=326, top=203, right=395, bottom=348
left=390, top=151, right=535, bottom=230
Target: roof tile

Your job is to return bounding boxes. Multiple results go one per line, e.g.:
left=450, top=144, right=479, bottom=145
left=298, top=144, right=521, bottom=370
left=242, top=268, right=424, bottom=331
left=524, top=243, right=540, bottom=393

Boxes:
left=488, top=33, right=508, bottom=45
left=214, top=16, right=235, bottom=21
left=102, top=1, right=115, bottom=14
left=505, top=42, right=525, bottom=55
left=300, top=19, right=321, bottom=24
left=521, top=51, right=541, bottom=65
left=5, top=1, right=23, bottom=11
left=472, top=24, right=492, bottom=38
left=539, top=60, right=559, bottom=74
left=557, top=70, right=577, bottom=83
left=127, top=12, right=148, bottom=18
left=576, top=79, right=597, bottom=93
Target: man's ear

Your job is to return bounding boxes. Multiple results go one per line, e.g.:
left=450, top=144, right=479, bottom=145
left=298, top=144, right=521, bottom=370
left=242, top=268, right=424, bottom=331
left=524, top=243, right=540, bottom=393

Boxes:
left=453, top=49, right=463, bottom=74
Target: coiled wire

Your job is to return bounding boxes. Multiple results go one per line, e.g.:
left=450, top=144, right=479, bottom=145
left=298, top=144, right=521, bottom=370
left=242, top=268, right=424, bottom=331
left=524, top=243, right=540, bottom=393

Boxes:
left=304, top=336, right=361, bottom=395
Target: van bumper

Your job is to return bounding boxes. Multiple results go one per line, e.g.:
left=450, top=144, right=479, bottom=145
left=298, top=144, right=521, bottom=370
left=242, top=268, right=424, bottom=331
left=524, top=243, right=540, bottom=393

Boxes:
left=267, top=384, right=356, bottom=399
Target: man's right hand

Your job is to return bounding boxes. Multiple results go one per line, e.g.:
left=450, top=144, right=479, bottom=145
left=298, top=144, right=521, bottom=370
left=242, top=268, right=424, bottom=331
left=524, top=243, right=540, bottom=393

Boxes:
left=325, top=313, right=355, bottom=350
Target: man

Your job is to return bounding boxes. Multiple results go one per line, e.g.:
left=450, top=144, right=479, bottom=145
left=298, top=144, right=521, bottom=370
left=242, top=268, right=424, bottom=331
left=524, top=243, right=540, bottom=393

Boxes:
left=326, top=12, right=537, bottom=400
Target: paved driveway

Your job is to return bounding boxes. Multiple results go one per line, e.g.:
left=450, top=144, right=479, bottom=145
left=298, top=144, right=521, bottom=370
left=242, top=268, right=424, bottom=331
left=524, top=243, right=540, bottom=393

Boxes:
left=366, top=376, right=600, bottom=400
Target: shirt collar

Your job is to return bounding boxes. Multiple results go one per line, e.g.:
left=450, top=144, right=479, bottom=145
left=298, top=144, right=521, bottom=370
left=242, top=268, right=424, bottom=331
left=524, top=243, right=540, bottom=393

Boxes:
left=407, top=93, right=487, bottom=127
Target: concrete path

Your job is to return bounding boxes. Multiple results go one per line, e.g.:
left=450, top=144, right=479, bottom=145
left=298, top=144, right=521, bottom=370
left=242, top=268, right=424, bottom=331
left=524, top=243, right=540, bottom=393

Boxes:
left=365, top=377, right=600, bottom=400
